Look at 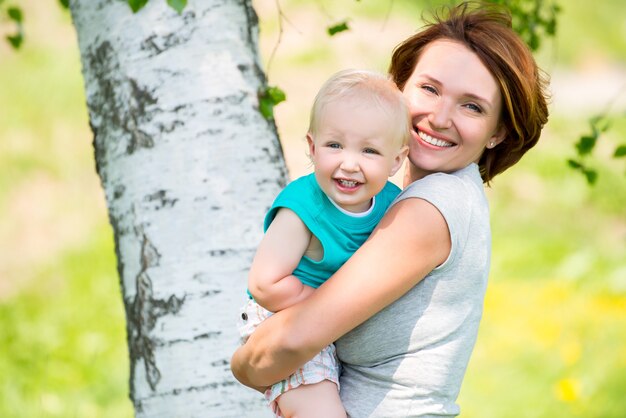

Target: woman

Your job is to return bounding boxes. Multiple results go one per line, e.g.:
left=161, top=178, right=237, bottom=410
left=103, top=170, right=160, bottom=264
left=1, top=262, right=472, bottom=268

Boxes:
left=232, top=3, right=549, bottom=417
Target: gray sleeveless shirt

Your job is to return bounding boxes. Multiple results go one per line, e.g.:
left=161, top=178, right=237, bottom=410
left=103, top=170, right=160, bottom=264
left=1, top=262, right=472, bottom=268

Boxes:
left=335, top=164, right=490, bottom=417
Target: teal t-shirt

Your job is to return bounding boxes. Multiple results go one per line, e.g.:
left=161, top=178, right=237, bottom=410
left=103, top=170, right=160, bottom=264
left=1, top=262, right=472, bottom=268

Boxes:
left=264, top=173, right=401, bottom=289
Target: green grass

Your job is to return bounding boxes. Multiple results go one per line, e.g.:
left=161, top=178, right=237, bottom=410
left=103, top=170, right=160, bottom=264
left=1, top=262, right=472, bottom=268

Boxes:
left=0, top=228, right=133, bottom=418
left=461, top=279, right=626, bottom=418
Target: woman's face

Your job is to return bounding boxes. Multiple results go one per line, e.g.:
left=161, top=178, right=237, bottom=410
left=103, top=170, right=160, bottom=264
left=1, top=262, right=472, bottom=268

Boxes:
left=402, top=39, right=504, bottom=182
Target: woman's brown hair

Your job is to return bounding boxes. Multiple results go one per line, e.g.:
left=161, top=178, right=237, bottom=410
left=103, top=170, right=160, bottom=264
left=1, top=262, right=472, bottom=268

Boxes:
left=389, top=2, right=550, bottom=183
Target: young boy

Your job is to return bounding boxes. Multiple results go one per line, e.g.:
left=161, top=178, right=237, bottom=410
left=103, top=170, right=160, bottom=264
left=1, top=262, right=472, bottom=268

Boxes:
left=237, top=69, right=410, bottom=418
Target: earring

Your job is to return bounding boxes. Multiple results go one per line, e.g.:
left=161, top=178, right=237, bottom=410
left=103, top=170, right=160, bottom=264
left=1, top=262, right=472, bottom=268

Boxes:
left=490, top=141, right=495, bottom=147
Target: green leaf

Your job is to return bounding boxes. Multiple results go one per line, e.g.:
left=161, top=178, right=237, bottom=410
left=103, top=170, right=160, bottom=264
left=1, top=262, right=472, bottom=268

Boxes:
left=567, top=160, right=598, bottom=184
left=614, top=145, right=626, bottom=158
left=583, top=168, right=598, bottom=185
left=567, top=159, right=583, bottom=169
left=528, top=33, right=540, bottom=51
left=589, top=115, right=610, bottom=135
left=258, top=86, right=287, bottom=120
left=167, top=0, right=187, bottom=14
left=327, top=21, right=349, bottom=36
left=259, top=99, right=273, bottom=120
left=6, top=33, right=23, bottom=49
left=59, top=0, right=70, bottom=9
left=7, top=7, right=22, bottom=23
left=546, top=17, right=557, bottom=35
left=128, top=0, right=149, bottom=13
left=575, top=135, right=596, bottom=156
left=266, top=86, right=286, bottom=104
left=5, top=7, right=23, bottom=49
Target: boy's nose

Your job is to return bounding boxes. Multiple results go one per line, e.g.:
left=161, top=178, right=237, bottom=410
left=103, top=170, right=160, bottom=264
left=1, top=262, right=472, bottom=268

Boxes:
left=339, top=155, right=360, bottom=172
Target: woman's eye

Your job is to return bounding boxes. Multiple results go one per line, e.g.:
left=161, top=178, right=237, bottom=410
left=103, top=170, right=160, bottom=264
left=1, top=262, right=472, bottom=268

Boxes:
left=465, top=103, right=483, bottom=113
left=421, top=84, right=437, bottom=94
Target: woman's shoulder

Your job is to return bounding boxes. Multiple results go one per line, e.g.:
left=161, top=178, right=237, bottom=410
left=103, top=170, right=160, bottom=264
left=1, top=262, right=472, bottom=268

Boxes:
left=391, top=164, right=488, bottom=269
left=396, top=164, right=483, bottom=207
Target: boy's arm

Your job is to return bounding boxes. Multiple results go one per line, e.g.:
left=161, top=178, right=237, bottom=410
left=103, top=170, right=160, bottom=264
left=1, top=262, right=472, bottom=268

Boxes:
left=248, top=208, right=316, bottom=312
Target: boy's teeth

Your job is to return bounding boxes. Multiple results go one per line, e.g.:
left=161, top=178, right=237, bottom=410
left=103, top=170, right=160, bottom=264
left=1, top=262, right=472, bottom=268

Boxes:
left=418, top=131, right=453, bottom=147
left=338, top=179, right=358, bottom=187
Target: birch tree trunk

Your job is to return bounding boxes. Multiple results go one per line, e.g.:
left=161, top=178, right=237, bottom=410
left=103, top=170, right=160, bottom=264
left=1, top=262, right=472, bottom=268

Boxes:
left=70, top=0, right=285, bottom=416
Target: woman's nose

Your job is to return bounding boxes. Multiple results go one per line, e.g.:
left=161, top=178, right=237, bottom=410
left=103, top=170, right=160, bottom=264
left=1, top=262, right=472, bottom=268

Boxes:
left=428, top=99, right=453, bottom=130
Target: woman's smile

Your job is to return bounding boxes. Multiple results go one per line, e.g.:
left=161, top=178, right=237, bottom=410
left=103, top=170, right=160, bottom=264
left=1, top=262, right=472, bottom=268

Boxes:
left=416, top=128, right=455, bottom=148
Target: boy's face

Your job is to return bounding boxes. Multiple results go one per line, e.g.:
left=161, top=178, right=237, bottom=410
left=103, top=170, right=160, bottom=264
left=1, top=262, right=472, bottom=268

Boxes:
left=308, top=97, right=407, bottom=213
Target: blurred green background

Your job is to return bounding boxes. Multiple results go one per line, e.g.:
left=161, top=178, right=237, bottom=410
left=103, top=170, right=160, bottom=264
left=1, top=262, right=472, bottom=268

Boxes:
left=1, top=1, right=624, bottom=417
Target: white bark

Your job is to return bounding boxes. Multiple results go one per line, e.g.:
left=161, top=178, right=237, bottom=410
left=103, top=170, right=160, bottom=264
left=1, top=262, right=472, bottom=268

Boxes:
left=70, top=0, right=285, bottom=416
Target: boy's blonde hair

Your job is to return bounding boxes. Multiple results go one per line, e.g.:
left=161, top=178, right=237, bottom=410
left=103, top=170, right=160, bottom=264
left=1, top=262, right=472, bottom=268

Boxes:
left=308, top=69, right=411, bottom=149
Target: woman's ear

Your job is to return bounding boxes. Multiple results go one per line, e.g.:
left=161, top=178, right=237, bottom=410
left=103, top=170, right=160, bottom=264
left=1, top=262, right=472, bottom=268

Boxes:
left=487, top=124, right=507, bottom=149
left=389, top=146, right=409, bottom=176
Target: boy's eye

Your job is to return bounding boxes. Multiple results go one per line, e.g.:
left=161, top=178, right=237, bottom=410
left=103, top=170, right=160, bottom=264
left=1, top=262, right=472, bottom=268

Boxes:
left=328, top=142, right=341, bottom=149
left=363, top=148, right=380, bottom=155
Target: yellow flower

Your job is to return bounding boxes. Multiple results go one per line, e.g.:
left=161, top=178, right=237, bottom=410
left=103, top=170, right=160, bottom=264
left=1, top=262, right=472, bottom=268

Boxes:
left=554, top=377, right=580, bottom=402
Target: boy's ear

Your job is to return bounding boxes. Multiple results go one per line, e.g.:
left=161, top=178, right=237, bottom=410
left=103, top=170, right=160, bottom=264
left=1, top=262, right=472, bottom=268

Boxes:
left=389, top=146, right=409, bottom=176
left=307, top=133, right=316, bottom=156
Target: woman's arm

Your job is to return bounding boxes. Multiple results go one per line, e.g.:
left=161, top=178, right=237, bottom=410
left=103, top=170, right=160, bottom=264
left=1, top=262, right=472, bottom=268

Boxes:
left=231, top=197, right=451, bottom=388
left=248, top=208, right=316, bottom=312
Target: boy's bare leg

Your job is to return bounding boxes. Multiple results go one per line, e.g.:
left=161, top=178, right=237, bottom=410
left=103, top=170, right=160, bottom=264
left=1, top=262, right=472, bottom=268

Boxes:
left=276, top=380, right=346, bottom=418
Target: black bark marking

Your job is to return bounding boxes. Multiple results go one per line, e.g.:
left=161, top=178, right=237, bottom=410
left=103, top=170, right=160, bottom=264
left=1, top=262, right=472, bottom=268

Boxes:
left=130, top=78, right=158, bottom=109
left=151, top=380, right=238, bottom=398
left=107, top=212, right=126, bottom=292
left=139, top=10, right=197, bottom=57
left=144, top=190, right=178, bottom=209
left=125, top=128, right=153, bottom=154
left=210, top=358, right=229, bottom=367
left=85, top=40, right=157, bottom=165
left=205, top=93, right=246, bottom=106
left=197, top=289, right=222, bottom=297
left=127, top=229, right=185, bottom=398
left=241, top=0, right=263, bottom=83
left=165, top=331, right=222, bottom=345
left=87, top=41, right=119, bottom=183
left=206, top=248, right=256, bottom=257
left=198, top=128, right=223, bottom=136
left=139, top=34, right=164, bottom=56
left=159, top=119, right=185, bottom=133
left=125, top=79, right=157, bottom=154
left=113, top=184, right=126, bottom=200
left=195, top=331, right=222, bottom=341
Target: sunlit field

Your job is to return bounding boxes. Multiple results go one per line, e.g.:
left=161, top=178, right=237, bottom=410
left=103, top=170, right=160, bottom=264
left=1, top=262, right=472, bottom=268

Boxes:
left=1, top=1, right=624, bottom=417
